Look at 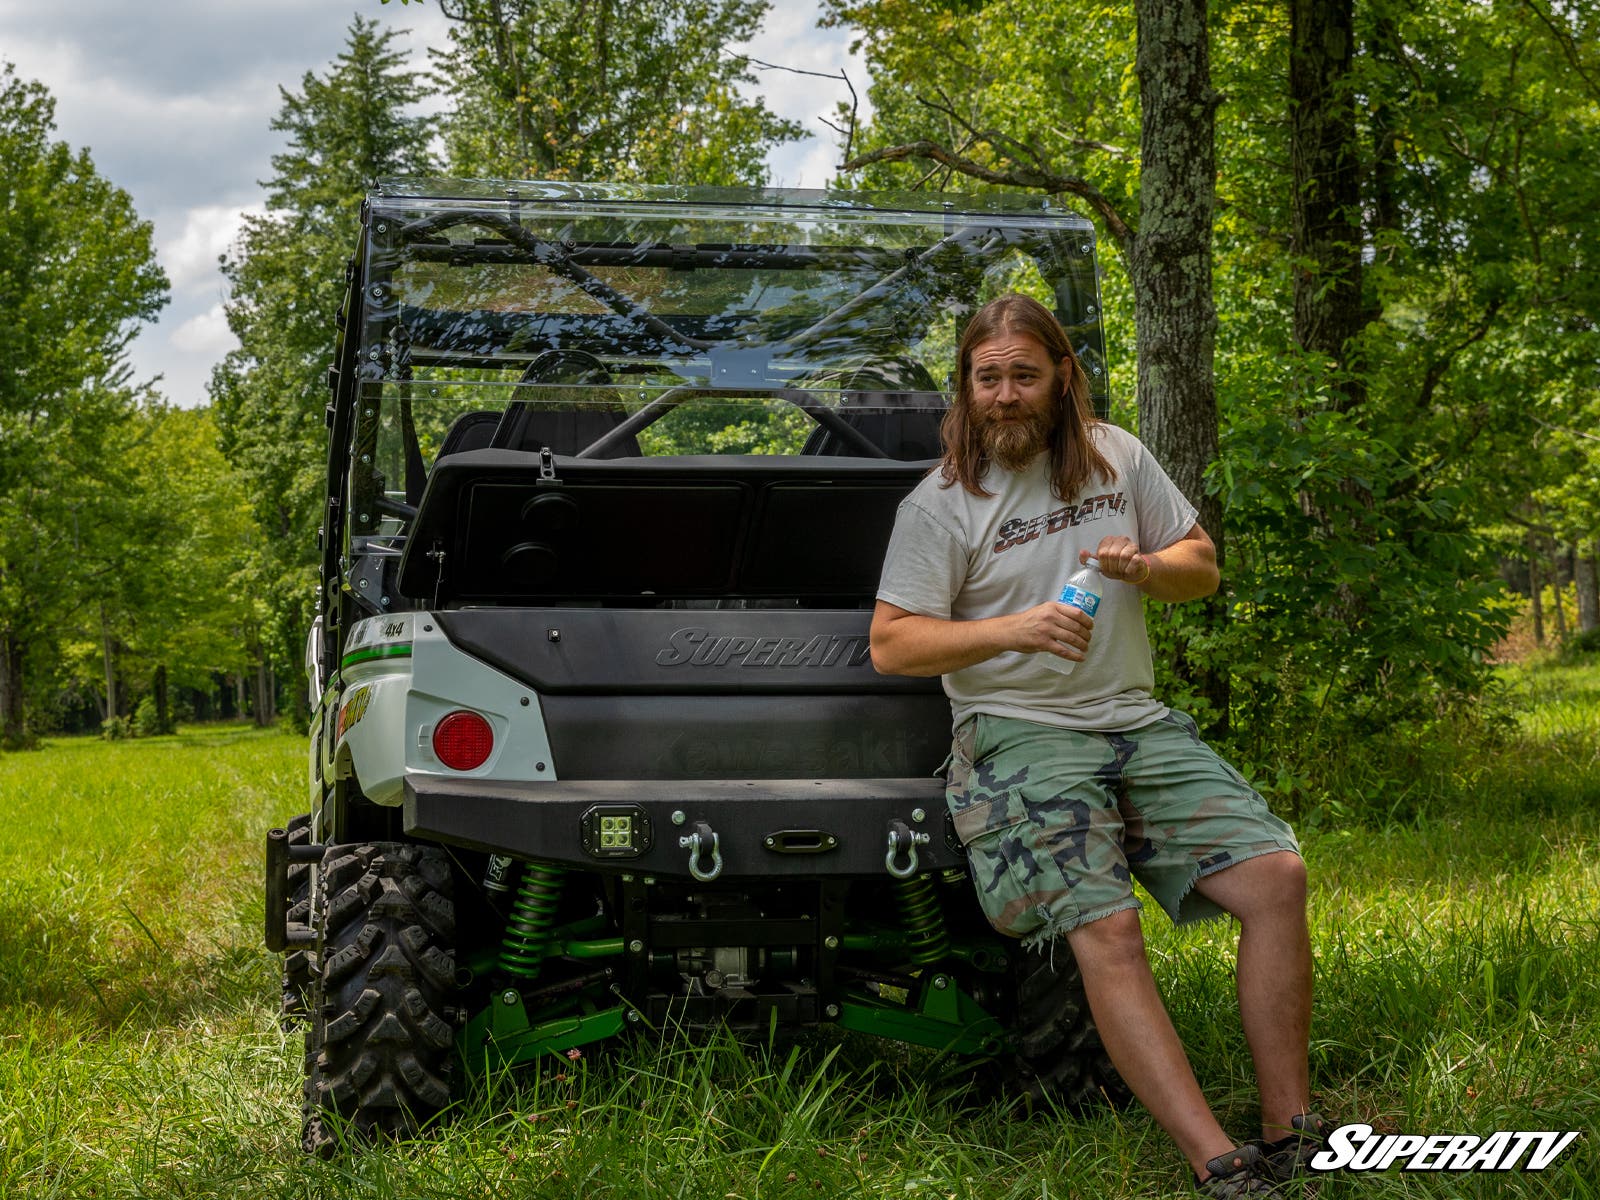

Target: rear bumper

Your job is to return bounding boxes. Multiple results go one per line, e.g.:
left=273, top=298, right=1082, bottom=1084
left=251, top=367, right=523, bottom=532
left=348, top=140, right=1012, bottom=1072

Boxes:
left=404, top=775, right=963, bottom=879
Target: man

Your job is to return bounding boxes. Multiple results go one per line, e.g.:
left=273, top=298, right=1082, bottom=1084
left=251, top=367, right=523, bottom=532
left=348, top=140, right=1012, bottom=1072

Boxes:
left=870, top=293, right=1326, bottom=1197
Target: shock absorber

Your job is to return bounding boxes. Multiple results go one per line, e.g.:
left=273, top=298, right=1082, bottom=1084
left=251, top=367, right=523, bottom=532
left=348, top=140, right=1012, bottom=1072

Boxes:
left=499, top=862, right=565, bottom=979
left=895, top=873, right=950, bottom=966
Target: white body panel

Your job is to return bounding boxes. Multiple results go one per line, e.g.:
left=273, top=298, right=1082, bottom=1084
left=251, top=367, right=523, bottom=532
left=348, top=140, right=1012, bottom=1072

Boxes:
left=325, top=614, right=557, bottom=807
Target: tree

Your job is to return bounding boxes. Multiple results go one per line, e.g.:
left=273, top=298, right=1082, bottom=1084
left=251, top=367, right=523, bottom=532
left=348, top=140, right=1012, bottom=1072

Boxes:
left=211, top=18, right=435, bottom=720
left=0, top=64, right=168, bottom=748
left=114, top=406, right=258, bottom=733
left=429, top=0, right=805, bottom=183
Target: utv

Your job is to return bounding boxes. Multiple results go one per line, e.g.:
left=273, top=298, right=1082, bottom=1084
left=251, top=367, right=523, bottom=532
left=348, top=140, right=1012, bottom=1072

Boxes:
left=266, top=179, right=1123, bottom=1151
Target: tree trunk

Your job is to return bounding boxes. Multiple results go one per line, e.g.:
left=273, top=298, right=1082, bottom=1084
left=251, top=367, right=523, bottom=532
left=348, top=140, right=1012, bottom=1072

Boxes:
left=1132, top=0, right=1219, bottom=533
left=254, top=661, right=277, bottom=727
left=1131, top=0, right=1226, bottom=726
left=0, top=628, right=29, bottom=750
left=1365, top=11, right=1400, bottom=325
left=1550, top=552, right=1569, bottom=642
left=1290, top=0, right=1364, bottom=408
left=153, top=664, right=171, bottom=735
left=1577, top=540, right=1599, bottom=633
left=101, top=602, right=118, bottom=721
left=1529, top=539, right=1545, bottom=647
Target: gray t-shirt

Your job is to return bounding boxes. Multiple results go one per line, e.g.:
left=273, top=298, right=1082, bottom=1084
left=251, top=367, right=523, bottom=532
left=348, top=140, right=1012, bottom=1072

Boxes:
left=875, top=422, right=1198, bottom=733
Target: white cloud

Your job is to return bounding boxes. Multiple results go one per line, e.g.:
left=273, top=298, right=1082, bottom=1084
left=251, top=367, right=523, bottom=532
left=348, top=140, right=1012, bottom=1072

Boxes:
left=160, top=204, right=264, bottom=294
left=169, top=303, right=234, bottom=358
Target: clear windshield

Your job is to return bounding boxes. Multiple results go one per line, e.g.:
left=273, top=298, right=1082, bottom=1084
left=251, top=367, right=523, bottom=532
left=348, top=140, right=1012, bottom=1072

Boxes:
left=353, top=182, right=1104, bottom=474
left=342, top=182, right=1107, bottom=581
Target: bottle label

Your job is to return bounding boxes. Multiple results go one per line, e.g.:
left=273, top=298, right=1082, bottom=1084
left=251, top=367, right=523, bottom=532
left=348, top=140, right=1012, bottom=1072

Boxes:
left=1059, top=585, right=1100, bottom=616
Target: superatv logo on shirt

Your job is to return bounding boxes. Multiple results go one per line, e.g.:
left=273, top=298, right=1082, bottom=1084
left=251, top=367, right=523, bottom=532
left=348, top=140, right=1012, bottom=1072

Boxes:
left=655, top=628, right=872, bottom=669
left=1312, top=1123, right=1581, bottom=1172
left=994, top=492, right=1127, bottom=554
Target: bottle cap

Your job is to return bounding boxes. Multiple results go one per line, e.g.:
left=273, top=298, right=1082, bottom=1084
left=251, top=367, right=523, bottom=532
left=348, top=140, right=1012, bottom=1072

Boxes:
left=1084, top=555, right=1100, bottom=569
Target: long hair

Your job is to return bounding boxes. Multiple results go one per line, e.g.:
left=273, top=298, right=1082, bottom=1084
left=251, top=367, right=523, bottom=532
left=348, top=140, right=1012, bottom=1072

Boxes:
left=939, top=293, right=1114, bottom=500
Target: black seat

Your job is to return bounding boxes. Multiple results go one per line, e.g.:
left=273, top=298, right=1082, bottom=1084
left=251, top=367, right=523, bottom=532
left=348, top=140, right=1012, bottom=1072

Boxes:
left=799, top=357, right=945, bottom=461
left=436, top=349, right=643, bottom=459
left=800, top=389, right=946, bottom=460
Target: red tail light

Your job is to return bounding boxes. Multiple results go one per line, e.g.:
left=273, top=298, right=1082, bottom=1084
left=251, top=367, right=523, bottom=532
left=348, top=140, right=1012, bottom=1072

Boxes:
left=432, top=710, right=494, bottom=771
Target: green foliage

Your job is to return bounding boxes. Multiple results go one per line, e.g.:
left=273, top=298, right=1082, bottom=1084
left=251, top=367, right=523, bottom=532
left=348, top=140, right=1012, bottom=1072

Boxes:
left=0, top=62, right=169, bottom=745
left=211, top=18, right=435, bottom=707
left=431, top=0, right=805, bottom=184
left=131, top=696, right=163, bottom=738
left=52, top=405, right=259, bottom=727
left=1202, top=400, right=1512, bottom=760
left=1564, top=626, right=1600, bottom=661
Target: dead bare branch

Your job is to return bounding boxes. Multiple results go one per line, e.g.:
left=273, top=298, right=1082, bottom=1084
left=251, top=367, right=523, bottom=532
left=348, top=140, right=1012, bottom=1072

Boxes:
left=726, top=53, right=859, bottom=163
left=1531, top=415, right=1600, bottom=445
left=914, top=92, right=1053, bottom=175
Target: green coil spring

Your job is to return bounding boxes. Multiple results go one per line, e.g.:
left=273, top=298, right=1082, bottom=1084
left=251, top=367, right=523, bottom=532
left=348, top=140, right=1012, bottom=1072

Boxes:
left=499, top=863, right=565, bottom=979
left=895, top=873, right=949, bottom=966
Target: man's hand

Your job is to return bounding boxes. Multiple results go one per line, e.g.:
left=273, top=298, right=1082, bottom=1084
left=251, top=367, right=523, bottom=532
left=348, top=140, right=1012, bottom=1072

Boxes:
left=1012, top=599, right=1095, bottom=663
left=1087, top=535, right=1149, bottom=584
left=1082, top=524, right=1220, bottom=603
left=870, top=599, right=1094, bottom=677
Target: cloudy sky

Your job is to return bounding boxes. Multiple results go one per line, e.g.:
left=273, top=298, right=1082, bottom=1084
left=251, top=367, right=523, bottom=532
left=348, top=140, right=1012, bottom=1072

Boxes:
left=0, top=0, right=867, bottom=408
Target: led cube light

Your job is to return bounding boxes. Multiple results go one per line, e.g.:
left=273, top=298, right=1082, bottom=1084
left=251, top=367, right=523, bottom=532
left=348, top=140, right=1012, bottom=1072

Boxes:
left=580, top=804, right=653, bottom=859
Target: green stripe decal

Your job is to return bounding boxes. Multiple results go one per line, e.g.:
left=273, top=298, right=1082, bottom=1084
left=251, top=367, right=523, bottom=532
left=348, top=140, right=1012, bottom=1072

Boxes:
left=341, top=644, right=414, bottom=669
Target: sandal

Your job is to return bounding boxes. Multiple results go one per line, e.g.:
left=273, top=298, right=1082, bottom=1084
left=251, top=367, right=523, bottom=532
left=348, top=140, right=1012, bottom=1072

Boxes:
left=1255, top=1112, right=1332, bottom=1182
left=1195, top=1142, right=1276, bottom=1197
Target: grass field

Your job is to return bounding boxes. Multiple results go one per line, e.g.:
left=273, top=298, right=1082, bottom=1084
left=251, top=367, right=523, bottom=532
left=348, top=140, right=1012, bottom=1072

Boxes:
left=1, top=662, right=1596, bottom=1198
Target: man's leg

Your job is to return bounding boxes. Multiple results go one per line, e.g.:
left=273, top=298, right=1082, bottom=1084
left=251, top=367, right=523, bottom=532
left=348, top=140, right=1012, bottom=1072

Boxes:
left=1067, top=908, right=1240, bottom=1178
left=1191, top=850, right=1313, bottom=1141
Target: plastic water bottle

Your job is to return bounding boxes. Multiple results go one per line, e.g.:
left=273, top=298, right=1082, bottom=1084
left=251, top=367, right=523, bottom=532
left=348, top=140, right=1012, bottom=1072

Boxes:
left=1039, top=556, right=1104, bottom=675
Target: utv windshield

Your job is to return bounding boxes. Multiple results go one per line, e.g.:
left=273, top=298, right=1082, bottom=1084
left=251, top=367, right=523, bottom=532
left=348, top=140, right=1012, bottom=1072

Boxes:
left=350, top=181, right=1103, bottom=485
left=339, top=181, right=1106, bottom=606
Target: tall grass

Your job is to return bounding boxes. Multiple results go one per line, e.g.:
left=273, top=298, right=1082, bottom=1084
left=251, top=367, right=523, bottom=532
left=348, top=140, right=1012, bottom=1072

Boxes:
left=1, top=663, right=1596, bottom=1198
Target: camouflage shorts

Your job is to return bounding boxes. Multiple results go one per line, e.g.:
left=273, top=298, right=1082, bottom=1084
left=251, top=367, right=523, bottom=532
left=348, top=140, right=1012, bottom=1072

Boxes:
left=945, top=710, right=1300, bottom=946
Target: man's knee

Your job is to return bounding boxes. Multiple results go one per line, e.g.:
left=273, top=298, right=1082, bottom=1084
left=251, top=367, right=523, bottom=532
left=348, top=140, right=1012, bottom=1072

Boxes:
left=1065, top=906, right=1148, bottom=973
left=1199, top=849, right=1307, bottom=918
left=1252, top=848, right=1307, bottom=903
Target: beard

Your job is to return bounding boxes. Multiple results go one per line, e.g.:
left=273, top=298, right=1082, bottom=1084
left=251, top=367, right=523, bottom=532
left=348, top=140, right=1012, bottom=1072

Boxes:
left=977, top=405, right=1055, bottom=472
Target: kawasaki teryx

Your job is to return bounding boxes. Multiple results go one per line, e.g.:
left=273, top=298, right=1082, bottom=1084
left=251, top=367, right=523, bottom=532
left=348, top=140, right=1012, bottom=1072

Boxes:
left=266, top=179, right=1122, bottom=1150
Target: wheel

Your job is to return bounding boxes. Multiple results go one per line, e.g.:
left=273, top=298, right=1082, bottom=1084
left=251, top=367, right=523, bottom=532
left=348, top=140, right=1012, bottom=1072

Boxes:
left=280, top=813, right=316, bottom=1025
left=301, top=842, right=458, bottom=1154
left=982, top=942, right=1128, bottom=1112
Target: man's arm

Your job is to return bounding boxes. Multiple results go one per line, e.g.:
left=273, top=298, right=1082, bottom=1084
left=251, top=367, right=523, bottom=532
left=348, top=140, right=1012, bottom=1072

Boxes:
left=1089, top=523, right=1219, bottom=603
left=870, top=522, right=1220, bottom=678
left=870, top=599, right=1094, bottom=678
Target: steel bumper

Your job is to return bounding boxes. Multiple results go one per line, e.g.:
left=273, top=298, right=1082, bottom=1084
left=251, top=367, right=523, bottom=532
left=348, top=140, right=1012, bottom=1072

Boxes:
left=403, top=774, right=962, bottom=879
